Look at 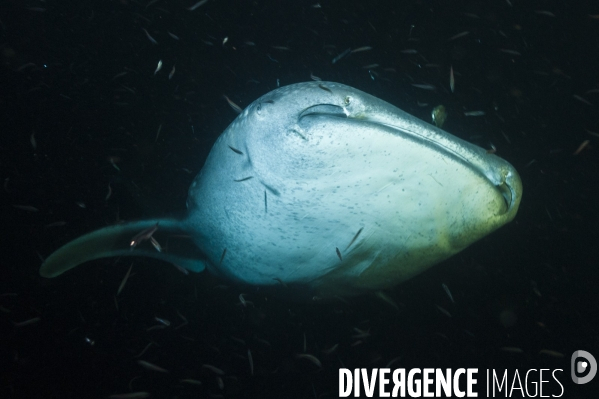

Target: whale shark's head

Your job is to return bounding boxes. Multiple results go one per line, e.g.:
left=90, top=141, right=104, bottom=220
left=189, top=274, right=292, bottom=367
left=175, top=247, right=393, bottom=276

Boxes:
left=190, top=82, right=522, bottom=296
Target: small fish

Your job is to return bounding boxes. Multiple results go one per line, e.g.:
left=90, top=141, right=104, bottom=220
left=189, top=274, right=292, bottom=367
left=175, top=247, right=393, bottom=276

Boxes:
left=145, top=0, right=160, bottom=8
left=134, top=342, right=153, bottom=358
left=219, top=248, right=227, bottom=266
left=154, top=317, right=170, bottom=326
left=202, top=364, right=224, bottom=375
left=112, top=72, right=127, bottom=80
left=16, top=62, right=36, bottom=72
left=13, top=317, right=41, bottom=327
left=375, top=291, right=401, bottom=311
left=499, top=49, right=521, bottom=56
left=442, top=283, right=454, bottom=303
left=108, top=393, right=150, bottom=399
left=142, top=28, right=158, bottom=45
left=150, top=237, right=162, bottom=252
left=168, top=65, right=175, bottom=80
left=45, top=221, right=67, bottom=228
left=351, top=46, right=372, bottom=53
left=223, top=95, right=242, bottom=113
left=105, top=183, right=112, bottom=200
left=386, top=356, right=403, bottom=368
left=586, top=129, right=599, bottom=138
left=187, top=0, right=208, bottom=11
left=500, top=347, right=523, bottom=353
left=180, top=379, right=202, bottom=385
left=524, top=159, right=536, bottom=168
left=248, top=349, right=254, bottom=375
left=271, top=45, right=291, bottom=51
left=168, top=31, right=179, bottom=40
left=318, top=84, right=332, bottom=94
left=272, top=277, right=288, bottom=287
left=228, top=145, right=243, bottom=155
left=222, top=36, right=228, bottom=46
left=400, top=49, right=418, bottom=54
left=230, top=336, right=245, bottom=345
left=412, top=83, right=436, bottom=90
left=130, top=223, right=159, bottom=248
left=535, top=10, right=555, bottom=17
left=322, top=343, right=339, bottom=355
left=12, top=205, right=39, bottom=212
left=447, top=31, right=470, bottom=41
left=332, top=48, right=351, bottom=64
left=335, top=247, right=342, bottom=261
left=155, top=124, right=162, bottom=142
left=154, top=60, right=162, bottom=75
left=303, top=332, right=307, bottom=352
left=30, top=132, right=37, bottom=150
left=573, top=140, right=590, bottom=155
left=137, top=360, right=168, bottom=373
left=573, top=95, right=592, bottom=106
left=435, top=304, right=452, bottom=318
left=352, top=327, right=371, bottom=339
left=449, top=66, right=455, bottom=93
left=295, top=353, right=322, bottom=368
left=239, top=293, right=247, bottom=307
left=344, top=227, right=363, bottom=251
left=464, top=111, right=486, bottom=116
left=117, top=264, right=133, bottom=295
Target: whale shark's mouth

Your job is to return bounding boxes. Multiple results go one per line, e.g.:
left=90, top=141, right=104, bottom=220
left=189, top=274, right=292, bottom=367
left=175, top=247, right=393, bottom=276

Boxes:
left=299, top=104, right=348, bottom=119
left=297, top=103, right=521, bottom=217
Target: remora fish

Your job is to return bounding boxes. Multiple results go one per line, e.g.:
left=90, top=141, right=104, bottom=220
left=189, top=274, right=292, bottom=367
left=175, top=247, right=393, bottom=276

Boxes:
left=40, top=82, right=522, bottom=299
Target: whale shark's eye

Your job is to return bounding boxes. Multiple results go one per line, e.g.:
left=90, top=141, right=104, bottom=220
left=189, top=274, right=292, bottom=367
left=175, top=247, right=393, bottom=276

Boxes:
left=344, top=96, right=352, bottom=105
left=256, top=100, right=273, bottom=116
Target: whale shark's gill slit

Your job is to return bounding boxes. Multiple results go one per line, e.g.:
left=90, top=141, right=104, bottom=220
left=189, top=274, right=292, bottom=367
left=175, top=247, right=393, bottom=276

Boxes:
left=344, top=227, right=364, bottom=251
left=228, top=145, right=243, bottom=155
left=335, top=247, right=343, bottom=261
left=261, top=182, right=280, bottom=196
left=264, top=190, right=267, bottom=213
left=234, top=176, right=254, bottom=182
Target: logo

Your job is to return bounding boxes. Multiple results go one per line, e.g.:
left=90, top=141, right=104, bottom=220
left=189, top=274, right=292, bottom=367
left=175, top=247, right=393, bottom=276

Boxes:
left=571, top=350, right=597, bottom=384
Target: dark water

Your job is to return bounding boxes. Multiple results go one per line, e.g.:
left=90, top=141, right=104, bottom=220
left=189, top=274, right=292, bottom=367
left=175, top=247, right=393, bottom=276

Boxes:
left=2, top=0, right=598, bottom=398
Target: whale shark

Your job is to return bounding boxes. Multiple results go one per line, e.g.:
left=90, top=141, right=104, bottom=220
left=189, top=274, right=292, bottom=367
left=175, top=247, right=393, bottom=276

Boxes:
left=40, top=82, right=522, bottom=300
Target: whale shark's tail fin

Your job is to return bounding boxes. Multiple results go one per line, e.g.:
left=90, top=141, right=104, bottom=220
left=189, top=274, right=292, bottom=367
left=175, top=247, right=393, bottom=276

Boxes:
left=39, top=219, right=207, bottom=278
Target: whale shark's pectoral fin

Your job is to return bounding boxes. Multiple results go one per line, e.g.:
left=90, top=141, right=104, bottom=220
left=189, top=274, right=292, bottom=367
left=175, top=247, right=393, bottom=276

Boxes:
left=40, top=219, right=207, bottom=278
